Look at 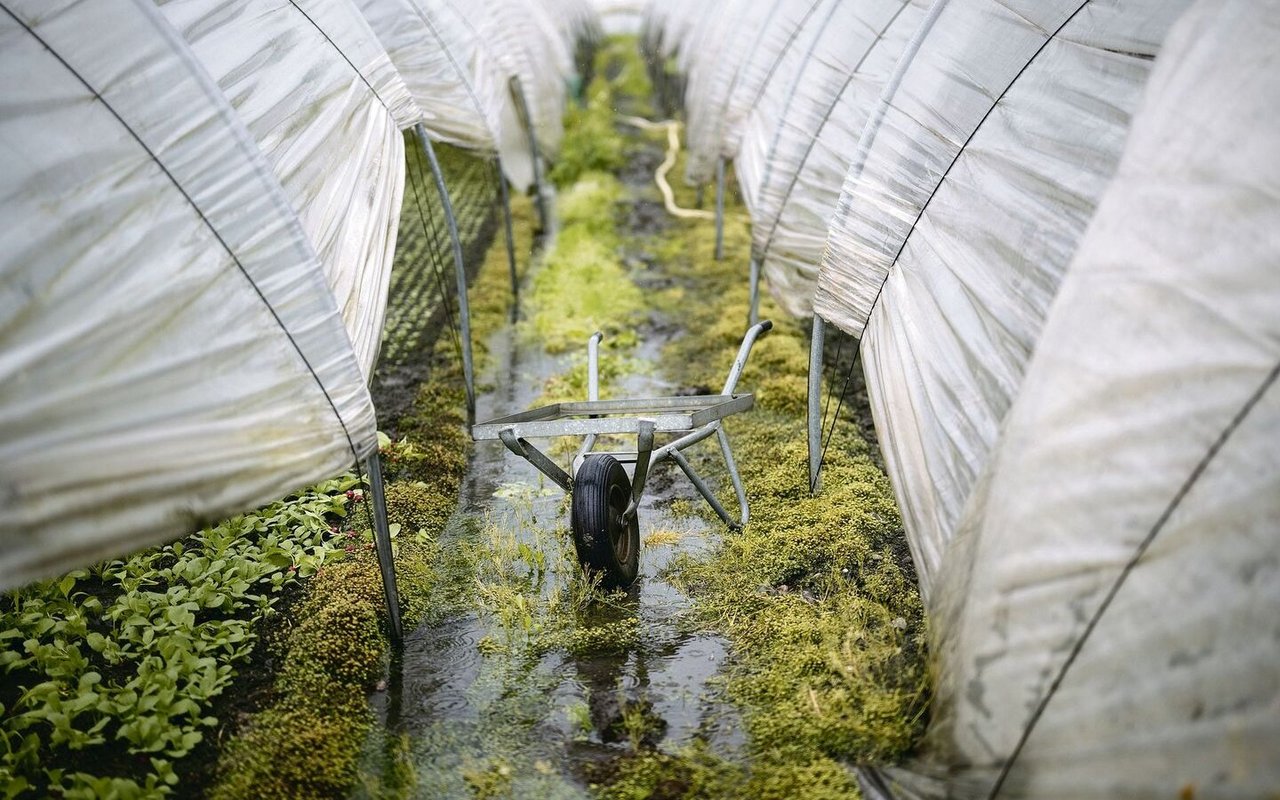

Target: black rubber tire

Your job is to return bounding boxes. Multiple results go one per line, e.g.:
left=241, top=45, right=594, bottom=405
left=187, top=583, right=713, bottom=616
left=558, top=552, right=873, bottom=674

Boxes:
left=571, top=454, right=640, bottom=589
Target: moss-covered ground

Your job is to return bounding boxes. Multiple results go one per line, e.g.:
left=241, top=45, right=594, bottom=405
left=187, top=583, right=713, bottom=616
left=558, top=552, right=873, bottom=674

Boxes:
left=1, top=34, right=926, bottom=800
left=350, top=35, right=928, bottom=800
left=555, top=38, right=930, bottom=800
left=208, top=154, right=536, bottom=799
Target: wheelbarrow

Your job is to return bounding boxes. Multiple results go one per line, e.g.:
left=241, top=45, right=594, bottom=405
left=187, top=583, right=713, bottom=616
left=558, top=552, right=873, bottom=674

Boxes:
left=472, top=320, right=772, bottom=588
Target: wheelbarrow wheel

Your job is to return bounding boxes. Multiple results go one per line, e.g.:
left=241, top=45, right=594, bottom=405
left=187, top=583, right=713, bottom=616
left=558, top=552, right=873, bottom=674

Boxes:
left=571, top=454, right=640, bottom=589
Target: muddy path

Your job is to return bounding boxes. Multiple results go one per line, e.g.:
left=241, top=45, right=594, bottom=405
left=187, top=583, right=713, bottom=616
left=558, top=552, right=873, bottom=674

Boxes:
left=356, top=100, right=749, bottom=799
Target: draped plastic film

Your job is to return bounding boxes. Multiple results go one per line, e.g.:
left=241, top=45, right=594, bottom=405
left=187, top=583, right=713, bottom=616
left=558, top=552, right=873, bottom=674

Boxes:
left=737, top=0, right=928, bottom=317
left=156, top=0, right=414, bottom=380
left=814, top=0, right=1190, bottom=599
left=356, top=0, right=501, bottom=151
left=679, top=0, right=751, bottom=184
left=0, top=0, right=377, bottom=588
left=867, top=1, right=1280, bottom=795
left=677, top=0, right=831, bottom=187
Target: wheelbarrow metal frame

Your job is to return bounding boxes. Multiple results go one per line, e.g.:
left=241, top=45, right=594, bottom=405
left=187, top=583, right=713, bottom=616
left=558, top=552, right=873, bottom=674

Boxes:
left=472, top=321, right=772, bottom=529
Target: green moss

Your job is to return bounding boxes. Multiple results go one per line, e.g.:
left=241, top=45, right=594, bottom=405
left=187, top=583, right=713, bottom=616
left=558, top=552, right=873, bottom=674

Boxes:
left=210, top=702, right=372, bottom=800
left=385, top=481, right=454, bottom=537
left=595, top=36, right=655, bottom=116
left=561, top=44, right=928, bottom=795
left=551, top=77, right=626, bottom=188
left=470, top=191, right=537, bottom=364
left=210, top=201, right=523, bottom=796
left=528, top=175, right=645, bottom=353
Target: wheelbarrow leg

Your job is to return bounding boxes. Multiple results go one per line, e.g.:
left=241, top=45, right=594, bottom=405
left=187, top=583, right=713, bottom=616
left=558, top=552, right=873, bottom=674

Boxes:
left=717, top=426, right=749, bottom=528
left=624, top=419, right=656, bottom=519
left=498, top=428, right=572, bottom=492
left=668, top=448, right=735, bottom=528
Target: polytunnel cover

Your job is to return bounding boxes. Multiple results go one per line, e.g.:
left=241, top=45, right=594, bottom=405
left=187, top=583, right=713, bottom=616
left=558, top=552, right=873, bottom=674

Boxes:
left=156, top=0, right=414, bottom=380
left=866, top=0, right=1280, bottom=795
left=814, top=0, right=1190, bottom=599
left=0, top=0, right=376, bottom=589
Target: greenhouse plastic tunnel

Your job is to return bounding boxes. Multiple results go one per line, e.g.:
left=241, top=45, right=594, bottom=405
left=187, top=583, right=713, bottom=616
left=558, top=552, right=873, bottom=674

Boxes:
left=1, top=0, right=1276, bottom=797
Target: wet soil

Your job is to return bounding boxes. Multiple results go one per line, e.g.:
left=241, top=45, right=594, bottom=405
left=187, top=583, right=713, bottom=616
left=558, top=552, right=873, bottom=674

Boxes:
left=357, top=110, right=749, bottom=798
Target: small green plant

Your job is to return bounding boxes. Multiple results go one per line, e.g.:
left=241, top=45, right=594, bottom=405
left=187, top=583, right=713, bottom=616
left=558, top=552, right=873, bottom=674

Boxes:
left=0, top=474, right=363, bottom=797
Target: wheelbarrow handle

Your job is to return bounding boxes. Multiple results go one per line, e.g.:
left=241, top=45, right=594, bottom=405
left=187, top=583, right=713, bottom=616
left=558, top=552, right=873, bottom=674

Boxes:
left=722, top=320, right=773, bottom=395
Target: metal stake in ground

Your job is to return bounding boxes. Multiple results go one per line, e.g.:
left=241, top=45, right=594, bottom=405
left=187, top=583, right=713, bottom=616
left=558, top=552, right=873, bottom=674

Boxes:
left=417, top=124, right=475, bottom=420
left=808, top=314, right=825, bottom=494
left=364, top=451, right=403, bottom=646
left=715, top=156, right=726, bottom=261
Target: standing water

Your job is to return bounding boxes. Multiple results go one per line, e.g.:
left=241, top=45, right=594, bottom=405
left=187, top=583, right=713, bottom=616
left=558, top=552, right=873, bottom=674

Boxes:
left=357, top=124, right=745, bottom=800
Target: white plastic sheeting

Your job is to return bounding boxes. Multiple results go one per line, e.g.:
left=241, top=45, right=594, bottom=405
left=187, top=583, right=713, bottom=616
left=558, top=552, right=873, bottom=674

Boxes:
left=866, top=1, right=1280, bottom=794
left=678, top=0, right=829, bottom=186
left=679, top=0, right=752, bottom=184
left=736, top=0, right=928, bottom=317
left=357, top=0, right=503, bottom=151
left=0, top=0, right=376, bottom=588
left=814, top=0, right=1190, bottom=598
left=476, top=0, right=569, bottom=171
left=156, top=0, right=414, bottom=379
left=0, top=0, right=596, bottom=590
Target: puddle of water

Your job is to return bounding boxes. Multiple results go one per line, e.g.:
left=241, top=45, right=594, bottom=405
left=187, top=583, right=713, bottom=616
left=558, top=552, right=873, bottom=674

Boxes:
left=359, top=284, right=744, bottom=798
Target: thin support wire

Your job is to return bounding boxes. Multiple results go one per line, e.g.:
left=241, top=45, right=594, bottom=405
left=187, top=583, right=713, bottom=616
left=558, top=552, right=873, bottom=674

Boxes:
left=406, top=139, right=462, bottom=364
left=815, top=337, right=859, bottom=487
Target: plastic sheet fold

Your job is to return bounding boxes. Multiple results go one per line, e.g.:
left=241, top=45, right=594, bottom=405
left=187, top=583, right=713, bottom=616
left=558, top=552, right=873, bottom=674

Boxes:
left=739, top=0, right=928, bottom=317
left=156, top=0, right=412, bottom=380
left=356, top=0, right=502, bottom=151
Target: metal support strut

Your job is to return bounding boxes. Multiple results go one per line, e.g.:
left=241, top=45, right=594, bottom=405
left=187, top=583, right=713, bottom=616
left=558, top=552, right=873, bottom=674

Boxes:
left=807, top=315, right=825, bottom=494
left=714, top=156, right=726, bottom=261
left=576, top=331, right=604, bottom=463
left=496, top=156, right=519, bottom=308
left=509, top=77, right=547, bottom=232
left=365, top=451, right=403, bottom=646
left=748, top=256, right=761, bottom=327
left=417, top=125, right=475, bottom=420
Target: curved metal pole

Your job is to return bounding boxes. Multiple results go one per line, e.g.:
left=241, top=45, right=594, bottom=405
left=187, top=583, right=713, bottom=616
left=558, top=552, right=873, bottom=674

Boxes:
left=496, top=156, right=519, bottom=307
left=417, top=124, right=475, bottom=419
left=509, top=77, right=547, bottom=231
